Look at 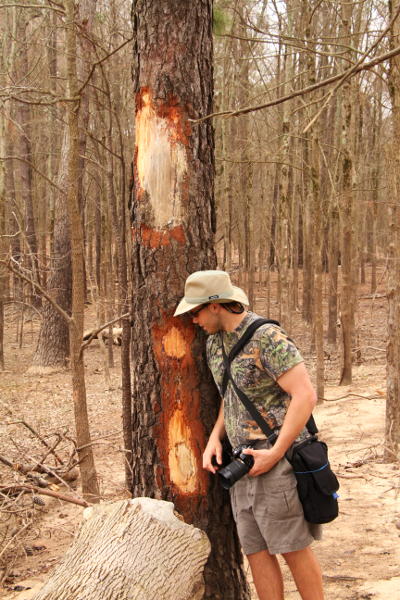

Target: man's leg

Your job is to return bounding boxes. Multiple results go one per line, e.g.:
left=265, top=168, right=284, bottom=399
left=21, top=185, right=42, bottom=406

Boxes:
left=282, top=546, right=324, bottom=600
left=247, top=549, right=284, bottom=600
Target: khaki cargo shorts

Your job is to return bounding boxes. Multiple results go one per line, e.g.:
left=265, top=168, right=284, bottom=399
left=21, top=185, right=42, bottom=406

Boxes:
left=229, top=441, right=322, bottom=556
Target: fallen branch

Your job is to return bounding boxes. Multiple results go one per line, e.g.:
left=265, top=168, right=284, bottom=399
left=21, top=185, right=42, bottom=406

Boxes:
left=1, top=485, right=89, bottom=508
left=322, top=393, right=382, bottom=402
left=25, top=453, right=78, bottom=491
left=80, top=312, right=129, bottom=356
left=359, top=293, right=386, bottom=299
left=336, top=472, right=368, bottom=480
left=323, top=575, right=363, bottom=582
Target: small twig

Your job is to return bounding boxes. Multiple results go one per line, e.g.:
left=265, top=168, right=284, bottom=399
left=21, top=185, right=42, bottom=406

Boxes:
left=0, top=229, right=22, bottom=238
left=75, top=429, right=123, bottom=451
left=12, top=421, right=64, bottom=465
left=364, top=346, right=386, bottom=353
left=0, top=522, right=31, bottom=561
left=37, top=434, right=63, bottom=466
left=5, top=258, right=72, bottom=325
left=77, top=37, right=134, bottom=95
left=359, top=293, right=386, bottom=299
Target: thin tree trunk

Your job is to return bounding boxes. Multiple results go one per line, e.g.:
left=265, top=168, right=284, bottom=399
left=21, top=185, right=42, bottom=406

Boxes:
left=327, top=204, right=339, bottom=345
left=311, top=133, right=324, bottom=401
left=385, top=0, right=400, bottom=461
left=16, top=17, right=41, bottom=302
left=101, top=68, right=133, bottom=485
left=0, top=104, right=6, bottom=370
left=65, top=0, right=99, bottom=502
left=338, top=1, right=356, bottom=385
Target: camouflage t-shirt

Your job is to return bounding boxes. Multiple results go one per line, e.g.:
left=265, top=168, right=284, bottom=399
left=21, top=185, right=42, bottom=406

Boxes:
left=206, top=312, right=306, bottom=447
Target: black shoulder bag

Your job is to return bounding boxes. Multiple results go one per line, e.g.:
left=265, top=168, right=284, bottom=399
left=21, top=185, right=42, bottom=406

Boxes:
left=221, top=318, right=339, bottom=525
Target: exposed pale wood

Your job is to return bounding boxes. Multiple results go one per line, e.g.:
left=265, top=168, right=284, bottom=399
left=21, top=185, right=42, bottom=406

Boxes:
left=33, top=498, right=210, bottom=600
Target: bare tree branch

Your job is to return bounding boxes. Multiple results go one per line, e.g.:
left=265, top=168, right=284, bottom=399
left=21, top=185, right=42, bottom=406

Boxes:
left=5, top=258, right=73, bottom=324
left=0, top=4, right=64, bottom=13
left=0, top=156, right=65, bottom=193
left=77, top=36, right=134, bottom=96
left=303, top=1, right=400, bottom=133
left=191, top=44, right=400, bottom=123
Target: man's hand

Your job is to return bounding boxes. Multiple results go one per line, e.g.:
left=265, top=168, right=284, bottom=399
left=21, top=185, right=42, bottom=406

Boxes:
left=203, top=438, right=223, bottom=474
left=242, top=447, right=283, bottom=477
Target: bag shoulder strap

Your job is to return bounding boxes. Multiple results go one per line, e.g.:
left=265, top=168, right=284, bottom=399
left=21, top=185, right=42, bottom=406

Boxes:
left=221, top=318, right=279, bottom=395
left=220, top=318, right=318, bottom=440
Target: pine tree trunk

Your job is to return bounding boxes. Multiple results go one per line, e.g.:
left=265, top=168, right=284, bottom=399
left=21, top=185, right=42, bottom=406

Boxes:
left=131, top=2, right=249, bottom=598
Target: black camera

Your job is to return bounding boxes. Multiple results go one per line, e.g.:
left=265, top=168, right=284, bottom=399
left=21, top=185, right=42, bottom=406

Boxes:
left=217, top=443, right=255, bottom=489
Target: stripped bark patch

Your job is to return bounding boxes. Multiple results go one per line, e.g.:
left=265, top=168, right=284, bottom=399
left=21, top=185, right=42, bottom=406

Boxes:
left=152, top=318, right=208, bottom=501
left=135, top=89, right=188, bottom=231
left=168, top=409, right=197, bottom=493
left=162, top=326, right=187, bottom=359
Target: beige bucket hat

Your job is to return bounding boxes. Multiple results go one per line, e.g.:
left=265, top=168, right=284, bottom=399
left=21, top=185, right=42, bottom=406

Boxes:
left=174, top=270, right=249, bottom=316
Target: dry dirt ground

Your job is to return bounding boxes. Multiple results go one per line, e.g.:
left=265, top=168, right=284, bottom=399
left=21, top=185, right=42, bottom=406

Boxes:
left=0, top=292, right=399, bottom=600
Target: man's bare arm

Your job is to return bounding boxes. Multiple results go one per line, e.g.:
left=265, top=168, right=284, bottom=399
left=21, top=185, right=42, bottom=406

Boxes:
left=244, top=362, right=317, bottom=476
left=202, top=400, right=226, bottom=474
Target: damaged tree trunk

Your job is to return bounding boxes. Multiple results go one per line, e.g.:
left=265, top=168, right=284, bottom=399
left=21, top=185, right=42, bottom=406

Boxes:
left=33, top=498, right=211, bottom=600
left=131, top=2, right=249, bottom=599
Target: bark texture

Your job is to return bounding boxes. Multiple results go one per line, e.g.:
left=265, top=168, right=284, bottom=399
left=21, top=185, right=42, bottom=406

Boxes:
left=131, top=2, right=249, bottom=599
left=33, top=498, right=211, bottom=600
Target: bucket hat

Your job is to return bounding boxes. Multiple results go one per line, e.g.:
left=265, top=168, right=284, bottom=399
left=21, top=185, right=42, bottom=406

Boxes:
left=174, top=270, right=249, bottom=316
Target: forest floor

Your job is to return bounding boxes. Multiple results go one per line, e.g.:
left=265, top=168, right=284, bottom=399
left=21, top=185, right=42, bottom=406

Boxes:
left=0, top=278, right=399, bottom=600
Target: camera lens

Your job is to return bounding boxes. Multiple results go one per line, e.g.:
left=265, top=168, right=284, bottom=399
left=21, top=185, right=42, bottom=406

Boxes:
left=217, top=458, right=252, bottom=489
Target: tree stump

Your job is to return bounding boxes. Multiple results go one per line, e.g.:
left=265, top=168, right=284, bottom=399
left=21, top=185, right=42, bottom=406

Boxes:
left=33, top=498, right=211, bottom=600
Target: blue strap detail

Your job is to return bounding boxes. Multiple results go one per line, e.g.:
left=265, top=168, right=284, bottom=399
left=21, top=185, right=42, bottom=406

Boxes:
left=294, top=462, right=329, bottom=475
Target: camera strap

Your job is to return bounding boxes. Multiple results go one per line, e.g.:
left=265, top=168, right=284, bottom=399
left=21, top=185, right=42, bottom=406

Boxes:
left=220, top=318, right=317, bottom=444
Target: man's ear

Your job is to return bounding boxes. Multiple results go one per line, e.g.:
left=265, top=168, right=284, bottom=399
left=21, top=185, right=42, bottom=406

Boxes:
left=208, top=302, right=219, bottom=313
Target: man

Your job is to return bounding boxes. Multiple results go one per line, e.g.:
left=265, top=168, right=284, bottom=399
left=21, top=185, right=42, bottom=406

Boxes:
left=174, top=270, right=324, bottom=600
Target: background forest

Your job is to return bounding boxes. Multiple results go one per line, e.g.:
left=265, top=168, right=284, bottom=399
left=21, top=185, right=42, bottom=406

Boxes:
left=0, top=0, right=400, bottom=599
